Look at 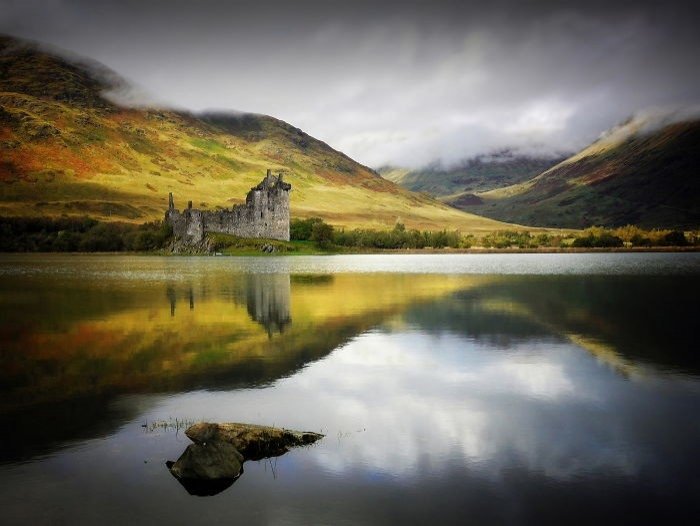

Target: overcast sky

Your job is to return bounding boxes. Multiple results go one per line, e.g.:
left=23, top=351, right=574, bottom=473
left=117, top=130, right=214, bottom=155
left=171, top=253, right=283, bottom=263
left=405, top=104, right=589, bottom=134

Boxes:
left=2, top=0, right=699, bottom=167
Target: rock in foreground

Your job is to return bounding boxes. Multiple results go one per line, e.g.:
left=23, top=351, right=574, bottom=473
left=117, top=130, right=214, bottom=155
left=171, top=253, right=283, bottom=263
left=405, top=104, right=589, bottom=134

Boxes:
left=167, top=422, right=324, bottom=496
left=168, top=440, right=244, bottom=480
left=186, top=422, right=324, bottom=461
left=166, top=441, right=244, bottom=497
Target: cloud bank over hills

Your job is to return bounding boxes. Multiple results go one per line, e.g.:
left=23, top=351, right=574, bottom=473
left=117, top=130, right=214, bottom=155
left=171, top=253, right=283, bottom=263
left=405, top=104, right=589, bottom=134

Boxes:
left=2, top=0, right=699, bottom=167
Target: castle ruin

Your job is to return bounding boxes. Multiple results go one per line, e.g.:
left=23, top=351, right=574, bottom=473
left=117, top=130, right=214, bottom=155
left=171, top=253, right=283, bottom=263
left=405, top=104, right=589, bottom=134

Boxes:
left=165, top=169, right=291, bottom=245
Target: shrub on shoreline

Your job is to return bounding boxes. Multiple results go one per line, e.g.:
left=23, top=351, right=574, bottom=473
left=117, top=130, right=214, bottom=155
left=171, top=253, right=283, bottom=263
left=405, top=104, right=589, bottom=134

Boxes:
left=0, top=216, right=172, bottom=252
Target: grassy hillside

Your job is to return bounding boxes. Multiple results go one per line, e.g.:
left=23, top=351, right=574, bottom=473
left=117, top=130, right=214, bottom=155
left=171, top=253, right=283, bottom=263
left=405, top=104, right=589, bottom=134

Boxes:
left=0, top=35, right=511, bottom=233
left=465, top=118, right=700, bottom=229
left=380, top=152, right=563, bottom=203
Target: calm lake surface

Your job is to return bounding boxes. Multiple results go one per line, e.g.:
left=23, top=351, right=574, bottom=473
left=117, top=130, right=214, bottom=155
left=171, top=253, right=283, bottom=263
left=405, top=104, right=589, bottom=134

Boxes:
left=0, top=253, right=698, bottom=525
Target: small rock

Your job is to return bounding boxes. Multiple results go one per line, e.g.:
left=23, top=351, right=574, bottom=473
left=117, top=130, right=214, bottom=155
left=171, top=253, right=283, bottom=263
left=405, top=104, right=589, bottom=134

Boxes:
left=168, top=440, right=244, bottom=480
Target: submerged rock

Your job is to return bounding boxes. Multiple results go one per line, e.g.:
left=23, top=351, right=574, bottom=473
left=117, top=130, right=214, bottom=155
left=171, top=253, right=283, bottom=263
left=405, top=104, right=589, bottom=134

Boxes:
left=186, top=422, right=324, bottom=461
left=166, top=422, right=324, bottom=496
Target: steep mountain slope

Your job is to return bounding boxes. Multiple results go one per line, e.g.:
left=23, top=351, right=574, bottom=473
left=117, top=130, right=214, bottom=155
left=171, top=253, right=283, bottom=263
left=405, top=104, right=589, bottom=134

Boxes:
left=380, top=152, right=564, bottom=204
left=0, top=35, right=510, bottom=232
left=465, top=117, right=700, bottom=228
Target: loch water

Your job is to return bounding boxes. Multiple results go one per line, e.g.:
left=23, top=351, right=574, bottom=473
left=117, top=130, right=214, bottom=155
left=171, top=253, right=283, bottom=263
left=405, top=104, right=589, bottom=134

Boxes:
left=0, top=253, right=698, bottom=525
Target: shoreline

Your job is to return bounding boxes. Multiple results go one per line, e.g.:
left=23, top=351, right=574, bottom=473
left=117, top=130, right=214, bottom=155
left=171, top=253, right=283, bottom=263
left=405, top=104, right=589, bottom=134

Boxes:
left=1, top=246, right=698, bottom=256
left=346, top=246, right=700, bottom=255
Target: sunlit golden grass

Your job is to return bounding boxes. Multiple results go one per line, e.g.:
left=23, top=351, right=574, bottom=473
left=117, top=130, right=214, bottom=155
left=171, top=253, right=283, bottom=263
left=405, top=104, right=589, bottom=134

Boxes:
left=1, top=92, right=519, bottom=233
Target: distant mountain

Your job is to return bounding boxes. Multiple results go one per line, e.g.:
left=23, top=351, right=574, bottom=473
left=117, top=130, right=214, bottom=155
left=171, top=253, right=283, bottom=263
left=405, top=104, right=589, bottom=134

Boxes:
left=464, top=116, right=700, bottom=229
left=380, top=152, right=565, bottom=200
left=0, top=35, right=510, bottom=232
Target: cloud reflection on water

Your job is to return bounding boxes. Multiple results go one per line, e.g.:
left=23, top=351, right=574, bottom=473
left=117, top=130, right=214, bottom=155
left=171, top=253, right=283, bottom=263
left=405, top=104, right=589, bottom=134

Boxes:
left=157, top=325, right=691, bottom=488
left=289, top=332, right=635, bottom=480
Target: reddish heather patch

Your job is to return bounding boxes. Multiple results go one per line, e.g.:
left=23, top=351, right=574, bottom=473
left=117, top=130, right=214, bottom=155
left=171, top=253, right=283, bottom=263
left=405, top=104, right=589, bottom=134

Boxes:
left=53, top=115, right=70, bottom=129
left=34, top=144, right=91, bottom=177
left=19, top=142, right=115, bottom=178
left=110, top=109, right=143, bottom=124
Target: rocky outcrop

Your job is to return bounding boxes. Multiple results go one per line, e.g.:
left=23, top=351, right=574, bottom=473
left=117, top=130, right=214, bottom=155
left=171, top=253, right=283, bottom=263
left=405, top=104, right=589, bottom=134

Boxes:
left=186, top=422, right=324, bottom=461
left=166, top=422, right=323, bottom=496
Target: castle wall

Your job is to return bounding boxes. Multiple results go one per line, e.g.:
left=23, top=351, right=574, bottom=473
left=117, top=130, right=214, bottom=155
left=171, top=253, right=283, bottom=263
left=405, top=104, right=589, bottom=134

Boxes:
left=166, top=171, right=291, bottom=245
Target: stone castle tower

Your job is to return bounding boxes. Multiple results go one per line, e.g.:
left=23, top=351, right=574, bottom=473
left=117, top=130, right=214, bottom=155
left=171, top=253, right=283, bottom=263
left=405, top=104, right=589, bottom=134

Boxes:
left=166, top=169, right=291, bottom=245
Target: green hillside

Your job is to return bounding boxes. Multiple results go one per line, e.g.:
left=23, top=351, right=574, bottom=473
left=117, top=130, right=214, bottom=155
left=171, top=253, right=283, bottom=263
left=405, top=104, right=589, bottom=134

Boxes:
left=467, top=118, right=700, bottom=228
left=0, top=35, right=511, bottom=233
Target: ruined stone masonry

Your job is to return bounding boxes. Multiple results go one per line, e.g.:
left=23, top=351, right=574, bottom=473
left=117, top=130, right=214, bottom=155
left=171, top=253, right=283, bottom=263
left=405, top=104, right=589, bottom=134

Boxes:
left=166, top=169, right=291, bottom=245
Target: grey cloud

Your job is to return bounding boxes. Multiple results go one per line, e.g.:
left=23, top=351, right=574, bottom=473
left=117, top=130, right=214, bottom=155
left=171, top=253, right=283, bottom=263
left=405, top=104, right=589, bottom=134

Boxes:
left=1, top=0, right=699, bottom=167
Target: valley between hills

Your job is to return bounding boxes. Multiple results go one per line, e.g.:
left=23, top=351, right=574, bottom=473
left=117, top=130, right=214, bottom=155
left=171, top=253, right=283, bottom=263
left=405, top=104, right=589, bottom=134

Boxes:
left=0, top=35, right=515, bottom=234
left=1, top=34, right=698, bottom=243
left=383, top=116, right=700, bottom=230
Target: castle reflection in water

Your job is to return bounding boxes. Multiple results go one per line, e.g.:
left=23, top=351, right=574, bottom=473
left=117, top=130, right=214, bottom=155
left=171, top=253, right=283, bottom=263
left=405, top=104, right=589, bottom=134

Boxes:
left=166, top=273, right=291, bottom=335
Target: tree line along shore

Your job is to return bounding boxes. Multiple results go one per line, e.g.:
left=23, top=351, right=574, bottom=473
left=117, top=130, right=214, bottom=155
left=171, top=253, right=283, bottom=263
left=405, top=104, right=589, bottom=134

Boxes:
left=0, top=216, right=697, bottom=253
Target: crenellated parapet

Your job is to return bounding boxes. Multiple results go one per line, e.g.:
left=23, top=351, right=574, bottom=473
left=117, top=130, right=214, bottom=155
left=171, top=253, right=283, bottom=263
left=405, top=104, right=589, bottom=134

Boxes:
left=166, top=169, right=291, bottom=246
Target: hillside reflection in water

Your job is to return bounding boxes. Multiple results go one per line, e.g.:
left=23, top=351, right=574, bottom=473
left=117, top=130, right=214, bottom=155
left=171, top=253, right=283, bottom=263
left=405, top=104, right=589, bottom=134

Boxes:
left=0, top=254, right=698, bottom=525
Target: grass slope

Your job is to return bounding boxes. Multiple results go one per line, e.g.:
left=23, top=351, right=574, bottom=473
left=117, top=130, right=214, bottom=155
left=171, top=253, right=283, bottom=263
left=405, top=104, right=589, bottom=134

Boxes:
left=467, top=118, right=700, bottom=229
left=0, top=34, right=511, bottom=233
